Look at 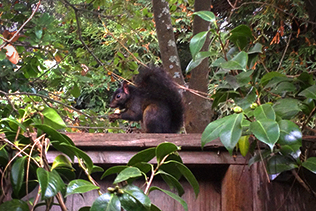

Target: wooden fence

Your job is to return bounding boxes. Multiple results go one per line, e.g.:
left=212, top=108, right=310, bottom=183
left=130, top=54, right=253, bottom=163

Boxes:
left=41, top=133, right=315, bottom=211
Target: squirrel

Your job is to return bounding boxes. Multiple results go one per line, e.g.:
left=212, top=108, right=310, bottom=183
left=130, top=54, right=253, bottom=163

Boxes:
left=109, top=66, right=184, bottom=133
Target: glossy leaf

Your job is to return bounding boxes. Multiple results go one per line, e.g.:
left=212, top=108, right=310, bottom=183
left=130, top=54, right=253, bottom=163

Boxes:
left=156, top=142, right=179, bottom=164
left=229, top=25, right=253, bottom=50
left=219, top=113, right=243, bottom=155
left=149, top=186, right=188, bottom=211
left=273, top=98, right=301, bottom=119
left=66, top=179, right=99, bottom=197
left=254, top=104, right=275, bottom=120
left=0, top=117, right=27, bottom=132
left=64, top=144, right=94, bottom=174
left=91, top=193, right=121, bottom=211
left=248, top=43, right=263, bottom=54
left=186, top=51, right=213, bottom=73
left=150, top=204, right=162, bottom=211
left=42, top=107, right=66, bottom=130
left=157, top=170, right=184, bottom=196
left=238, top=135, right=250, bottom=157
left=101, top=166, right=128, bottom=179
left=11, top=156, right=26, bottom=195
left=37, top=168, right=65, bottom=200
left=51, top=154, right=73, bottom=170
left=120, top=185, right=151, bottom=211
left=189, top=31, right=208, bottom=58
left=164, top=160, right=199, bottom=198
left=0, top=199, right=29, bottom=211
left=278, top=120, right=302, bottom=145
left=248, top=149, right=271, bottom=166
left=128, top=147, right=156, bottom=166
left=250, top=119, right=280, bottom=150
left=302, top=157, right=316, bottom=174
left=266, top=155, right=297, bottom=174
left=201, top=115, right=232, bottom=147
left=114, top=167, right=142, bottom=184
left=298, top=85, right=316, bottom=99
left=193, top=11, right=216, bottom=24
left=220, top=51, right=248, bottom=71
left=260, top=72, right=287, bottom=86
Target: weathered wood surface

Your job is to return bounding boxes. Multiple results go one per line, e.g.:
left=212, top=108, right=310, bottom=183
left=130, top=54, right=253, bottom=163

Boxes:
left=63, top=133, right=223, bottom=149
left=47, top=133, right=247, bottom=165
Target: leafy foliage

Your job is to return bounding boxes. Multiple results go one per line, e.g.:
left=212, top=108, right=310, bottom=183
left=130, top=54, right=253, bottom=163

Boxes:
left=194, top=10, right=316, bottom=182
left=0, top=105, right=198, bottom=210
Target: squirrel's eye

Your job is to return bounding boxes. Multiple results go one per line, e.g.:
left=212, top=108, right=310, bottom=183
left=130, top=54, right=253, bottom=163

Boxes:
left=116, top=94, right=121, bottom=99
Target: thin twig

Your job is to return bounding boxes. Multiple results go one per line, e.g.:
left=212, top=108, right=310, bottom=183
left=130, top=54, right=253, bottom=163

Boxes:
left=0, top=1, right=41, bottom=49
left=277, top=33, right=292, bottom=72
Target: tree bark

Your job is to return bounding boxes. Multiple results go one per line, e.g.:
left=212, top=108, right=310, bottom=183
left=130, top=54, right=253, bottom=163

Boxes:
left=152, top=0, right=184, bottom=85
left=184, top=0, right=213, bottom=133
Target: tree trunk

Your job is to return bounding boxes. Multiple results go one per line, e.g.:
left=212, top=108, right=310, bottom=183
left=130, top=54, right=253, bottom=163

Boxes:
left=152, top=0, right=184, bottom=85
left=184, top=0, right=213, bottom=133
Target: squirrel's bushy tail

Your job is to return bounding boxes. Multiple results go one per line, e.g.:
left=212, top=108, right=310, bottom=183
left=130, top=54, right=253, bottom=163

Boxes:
left=135, top=66, right=184, bottom=133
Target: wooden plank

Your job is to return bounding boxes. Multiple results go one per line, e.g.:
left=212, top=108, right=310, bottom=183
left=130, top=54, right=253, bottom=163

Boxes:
left=221, top=165, right=253, bottom=211
left=47, top=150, right=247, bottom=165
left=63, top=133, right=224, bottom=150
left=251, top=162, right=316, bottom=211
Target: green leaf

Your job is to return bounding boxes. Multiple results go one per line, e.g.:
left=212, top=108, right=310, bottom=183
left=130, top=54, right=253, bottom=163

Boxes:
left=267, top=155, right=297, bottom=174
left=229, top=25, right=253, bottom=50
left=33, top=124, right=75, bottom=161
left=186, top=51, right=213, bottom=73
left=91, top=193, right=121, bottom=211
left=114, top=167, right=142, bottom=184
left=150, top=204, right=162, bottom=211
left=0, top=117, right=27, bottom=132
left=65, top=144, right=94, bottom=174
left=156, top=142, right=179, bottom=164
left=189, top=31, right=208, bottom=58
left=201, top=115, right=232, bottom=147
left=35, top=26, right=43, bottom=39
left=254, top=104, right=276, bottom=120
left=101, top=166, right=128, bottom=179
left=149, top=186, right=188, bottom=211
left=278, top=120, right=302, bottom=145
left=164, top=160, right=199, bottom=198
left=128, top=147, right=156, bottom=166
left=193, top=11, right=216, bottom=24
left=0, top=199, right=29, bottom=211
left=219, top=113, right=243, bottom=155
left=238, top=135, right=250, bottom=157
left=250, top=119, right=280, bottom=150
left=298, top=85, right=316, bottom=99
left=157, top=170, right=184, bottom=196
left=120, top=185, right=151, bottom=211
left=42, top=107, right=66, bottom=130
left=11, top=157, right=26, bottom=195
left=302, top=157, right=316, bottom=174
left=220, top=51, right=248, bottom=71
left=37, top=168, right=65, bottom=200
left=260, top=72, right=286, bottom=86
left=71, top=83, right=81, bottom=98
left=248, top=149, right=271, bottom=166
left=248, top=43, right=263, bottom=54
left=66, top=179, right=99, bottom=197
left=52, top=154, right=73, bottom=170
left=0, top=50, right=6, bottom=60
left=273, top=98, right=301, bottom=119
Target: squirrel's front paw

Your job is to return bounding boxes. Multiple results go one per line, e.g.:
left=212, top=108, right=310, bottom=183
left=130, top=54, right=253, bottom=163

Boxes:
left=109, top=113, right=120, bottom=122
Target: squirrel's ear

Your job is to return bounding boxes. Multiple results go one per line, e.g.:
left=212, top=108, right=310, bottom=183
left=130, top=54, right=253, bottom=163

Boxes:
left=122, top=81, right=130, bottom=94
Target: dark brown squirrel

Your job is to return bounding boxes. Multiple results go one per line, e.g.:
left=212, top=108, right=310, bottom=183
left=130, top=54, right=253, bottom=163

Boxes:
left=109, top=66, right=184, bottom=133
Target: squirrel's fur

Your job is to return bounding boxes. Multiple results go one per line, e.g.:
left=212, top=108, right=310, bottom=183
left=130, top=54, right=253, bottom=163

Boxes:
left=109, top=66, right=184, bottom=133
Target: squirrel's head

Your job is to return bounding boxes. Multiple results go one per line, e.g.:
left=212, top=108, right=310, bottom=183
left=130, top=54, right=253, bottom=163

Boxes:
left=109, top=81, right=130, bottom=109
